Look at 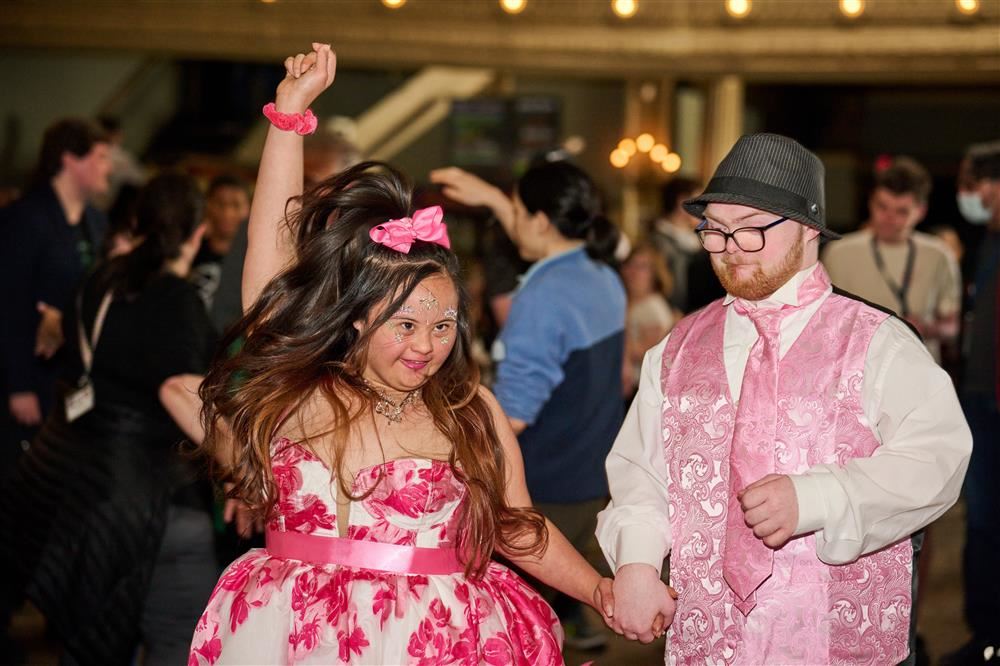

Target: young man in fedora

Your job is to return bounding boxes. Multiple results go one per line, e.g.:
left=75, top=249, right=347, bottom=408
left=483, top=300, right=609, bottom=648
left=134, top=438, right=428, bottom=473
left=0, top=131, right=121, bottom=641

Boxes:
left=596, top=133, right=971, bottom=664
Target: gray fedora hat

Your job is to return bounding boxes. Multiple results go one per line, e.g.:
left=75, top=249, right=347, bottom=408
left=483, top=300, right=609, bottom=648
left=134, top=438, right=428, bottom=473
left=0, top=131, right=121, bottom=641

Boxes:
left=683, top=133, right=839, bottom=239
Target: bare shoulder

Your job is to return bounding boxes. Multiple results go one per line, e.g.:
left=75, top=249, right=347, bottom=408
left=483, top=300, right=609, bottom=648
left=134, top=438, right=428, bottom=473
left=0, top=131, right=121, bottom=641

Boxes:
left=475, top=385, right=506, bottom=421
left=476, top=384, right=500, bottom=407
left=476, top=384, right=521, bottom=453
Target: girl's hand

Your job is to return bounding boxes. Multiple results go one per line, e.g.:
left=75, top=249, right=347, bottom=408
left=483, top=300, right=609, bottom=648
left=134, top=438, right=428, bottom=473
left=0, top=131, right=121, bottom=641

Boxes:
left=594, top=576, right=615, bottom=625
left=275, top=42, right=337, bottom=113
left=223, top=482, right=264, bottom=538
left=596, top=577, right=676, bottom=639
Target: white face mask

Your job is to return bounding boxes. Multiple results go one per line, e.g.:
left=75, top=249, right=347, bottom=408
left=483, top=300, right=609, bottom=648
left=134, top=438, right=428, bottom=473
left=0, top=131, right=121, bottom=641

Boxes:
left=957, top=192, right=992, bottom=225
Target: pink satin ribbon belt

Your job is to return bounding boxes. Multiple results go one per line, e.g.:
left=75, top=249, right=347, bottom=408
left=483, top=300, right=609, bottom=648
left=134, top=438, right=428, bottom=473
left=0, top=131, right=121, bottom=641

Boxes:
left=266, top=529, right=464, bottom=575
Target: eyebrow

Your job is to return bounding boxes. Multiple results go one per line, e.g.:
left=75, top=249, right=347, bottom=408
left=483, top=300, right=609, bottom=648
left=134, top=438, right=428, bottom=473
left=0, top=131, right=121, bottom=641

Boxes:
left=702, top=212, right=771, bottom=227
left=389, top=313, right=456, bottom=323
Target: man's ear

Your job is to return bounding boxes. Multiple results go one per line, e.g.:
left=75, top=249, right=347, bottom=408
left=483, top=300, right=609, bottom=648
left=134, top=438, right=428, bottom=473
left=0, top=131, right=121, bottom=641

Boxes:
left=60, top=150, right=77, bottom=173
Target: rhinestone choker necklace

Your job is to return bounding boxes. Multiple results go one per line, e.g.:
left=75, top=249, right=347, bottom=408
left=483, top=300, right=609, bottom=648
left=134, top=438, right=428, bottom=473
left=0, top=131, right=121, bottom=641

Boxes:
left=363, top=381, right=420, bottom=425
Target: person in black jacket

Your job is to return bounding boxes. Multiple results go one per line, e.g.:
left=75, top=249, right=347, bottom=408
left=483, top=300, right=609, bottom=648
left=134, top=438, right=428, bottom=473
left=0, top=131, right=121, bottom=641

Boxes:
left=0, top=173, right=220, bottom=665
left=0, top=119, right=111, bottom=471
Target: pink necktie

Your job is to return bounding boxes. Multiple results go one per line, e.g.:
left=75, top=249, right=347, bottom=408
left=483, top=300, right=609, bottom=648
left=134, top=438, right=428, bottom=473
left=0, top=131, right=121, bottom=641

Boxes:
left=722, top=266, right=832, bottom=615
left=723, top=303, right=785, bottom=615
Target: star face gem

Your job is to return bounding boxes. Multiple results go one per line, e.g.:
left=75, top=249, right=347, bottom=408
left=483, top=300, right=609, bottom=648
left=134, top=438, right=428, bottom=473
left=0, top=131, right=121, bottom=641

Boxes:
left=385, top=322, right=404, bottom=343
left=419, top=294, right=439, bottom=311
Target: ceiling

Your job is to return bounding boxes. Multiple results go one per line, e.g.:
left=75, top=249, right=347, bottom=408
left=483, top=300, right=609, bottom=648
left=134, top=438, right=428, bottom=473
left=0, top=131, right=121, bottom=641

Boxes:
left=1, top=0, right=998, bottom=83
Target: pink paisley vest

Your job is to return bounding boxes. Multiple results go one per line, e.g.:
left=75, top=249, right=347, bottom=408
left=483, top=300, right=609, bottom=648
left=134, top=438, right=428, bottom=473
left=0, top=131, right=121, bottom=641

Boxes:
left=660, top=289, right=913, bottom=665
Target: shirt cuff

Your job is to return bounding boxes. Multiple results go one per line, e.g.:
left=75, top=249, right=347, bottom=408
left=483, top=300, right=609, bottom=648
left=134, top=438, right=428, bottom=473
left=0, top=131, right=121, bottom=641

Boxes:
left=790, top=472, right=833, bottom=536
left=614, top=524, right=668, bottom=574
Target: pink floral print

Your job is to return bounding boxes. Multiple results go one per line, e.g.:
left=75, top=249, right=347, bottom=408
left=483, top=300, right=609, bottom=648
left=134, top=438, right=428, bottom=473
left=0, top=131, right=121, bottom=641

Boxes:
left=189, top=442, right=563, bottom=665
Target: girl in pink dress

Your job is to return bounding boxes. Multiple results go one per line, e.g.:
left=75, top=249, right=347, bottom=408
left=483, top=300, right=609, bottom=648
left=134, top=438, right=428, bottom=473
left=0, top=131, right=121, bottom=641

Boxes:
left=182, top=43, right=621, bottom=665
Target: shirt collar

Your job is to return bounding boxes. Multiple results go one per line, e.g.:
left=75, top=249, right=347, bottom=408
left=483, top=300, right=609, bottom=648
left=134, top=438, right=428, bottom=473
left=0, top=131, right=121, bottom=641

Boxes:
left=723, top=262, right=822, bottom=307
left=518, top=245, right=586, bottom=290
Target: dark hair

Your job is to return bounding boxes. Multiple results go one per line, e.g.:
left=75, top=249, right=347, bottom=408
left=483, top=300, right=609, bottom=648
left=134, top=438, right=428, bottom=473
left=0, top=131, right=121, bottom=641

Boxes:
left=100, top=183, right=142, bottom=258
left=96, top=115, right=121, bottom=135
left=660, top=177, right=701, bottom=215
left=97, top=172, right=203, bottom=297
left=33, top=118, right=108, bottom=187
left=969, top=141, right=1000, bottom=181
left=200, top=162, right=546, bottom=577
left=874, top=156, right=932, bottom=204
left=206, top=173, right=250, bottom=199
left=517, top=161, right=619, bottom=263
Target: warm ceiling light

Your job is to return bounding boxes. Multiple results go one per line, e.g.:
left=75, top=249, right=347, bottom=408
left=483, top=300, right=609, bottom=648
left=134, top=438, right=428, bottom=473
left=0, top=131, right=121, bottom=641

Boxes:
left=610, top=149, right=630, bottom=168
left=381, top=0, right=406, bottom=7
left=839, top=0, right=865, bottom=18
left=500, top=0, right=527, bottom=14
left=661, top=153, right=682, bottom=173
left=612, top=0, right=638, bottom=19
left=956, top=0, right=980, bottom=15
left=649, top=144, right=669, bottom=163
left=725, top=0, right=751, bottom=19
left=618, top=138, right=637, bottom=157
left=636, top=133, right=655, bottom=153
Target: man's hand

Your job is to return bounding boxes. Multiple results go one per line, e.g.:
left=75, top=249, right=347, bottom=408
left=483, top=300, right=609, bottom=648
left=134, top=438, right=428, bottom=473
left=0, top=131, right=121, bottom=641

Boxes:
left=739, top=473, right=799, bottom=549
left=35, top=302, right=64, bottom=359
left=9, top=392, right=42, bottom=426
left=595, top=576, right=673, bottom=637
left=610, top=563, right=677, bottom=643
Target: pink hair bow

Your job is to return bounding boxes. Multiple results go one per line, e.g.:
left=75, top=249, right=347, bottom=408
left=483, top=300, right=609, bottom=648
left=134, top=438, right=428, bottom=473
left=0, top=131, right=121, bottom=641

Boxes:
left=369, top=205, right=451, bottom=254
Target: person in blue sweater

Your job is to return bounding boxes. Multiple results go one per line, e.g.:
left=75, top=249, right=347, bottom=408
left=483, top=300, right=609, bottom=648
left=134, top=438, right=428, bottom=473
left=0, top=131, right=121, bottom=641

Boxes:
left=432, top=161, right=627, bottom=650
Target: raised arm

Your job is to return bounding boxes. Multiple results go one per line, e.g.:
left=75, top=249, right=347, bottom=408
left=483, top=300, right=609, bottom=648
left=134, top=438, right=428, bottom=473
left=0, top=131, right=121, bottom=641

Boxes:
left=429, top=168, right=515, bottom=240
left=243, top=42, right=337, bottom=309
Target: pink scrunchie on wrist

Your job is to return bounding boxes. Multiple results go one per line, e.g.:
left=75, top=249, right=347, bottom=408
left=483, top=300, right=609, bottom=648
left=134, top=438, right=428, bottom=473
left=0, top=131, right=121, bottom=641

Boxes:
left=262, top=102, right=318, bottom=135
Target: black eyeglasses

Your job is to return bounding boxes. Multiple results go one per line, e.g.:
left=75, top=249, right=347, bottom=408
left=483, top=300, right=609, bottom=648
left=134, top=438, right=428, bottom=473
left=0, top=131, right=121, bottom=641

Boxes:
left=695, top=216, right=789, bottom=253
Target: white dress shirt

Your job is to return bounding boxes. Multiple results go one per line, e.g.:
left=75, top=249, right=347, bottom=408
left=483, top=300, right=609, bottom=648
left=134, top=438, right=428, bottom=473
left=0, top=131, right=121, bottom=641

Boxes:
left=596, top=263, right=972, bottom=573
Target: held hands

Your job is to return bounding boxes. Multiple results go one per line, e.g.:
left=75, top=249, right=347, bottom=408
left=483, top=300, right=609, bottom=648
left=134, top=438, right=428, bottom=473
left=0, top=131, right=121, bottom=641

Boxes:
left=607, top=563, right=677, bottom=643
left=738, top=473, right=799, bottom=549
left=276, top=42, right=337, bottom=114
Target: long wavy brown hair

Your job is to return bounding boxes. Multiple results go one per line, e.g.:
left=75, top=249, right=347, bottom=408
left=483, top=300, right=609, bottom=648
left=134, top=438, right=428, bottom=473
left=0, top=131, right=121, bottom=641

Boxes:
left=199, top=162, right=546, bottom=576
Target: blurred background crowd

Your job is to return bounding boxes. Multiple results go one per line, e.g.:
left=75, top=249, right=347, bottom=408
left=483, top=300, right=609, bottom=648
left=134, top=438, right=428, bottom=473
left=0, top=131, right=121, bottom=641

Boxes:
left=0, top=1, right=998, bottom=664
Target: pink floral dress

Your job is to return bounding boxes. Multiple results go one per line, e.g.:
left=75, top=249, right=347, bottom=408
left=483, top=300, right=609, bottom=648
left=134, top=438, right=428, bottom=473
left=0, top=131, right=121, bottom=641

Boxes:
left=189, top=439, right=564, bottom=665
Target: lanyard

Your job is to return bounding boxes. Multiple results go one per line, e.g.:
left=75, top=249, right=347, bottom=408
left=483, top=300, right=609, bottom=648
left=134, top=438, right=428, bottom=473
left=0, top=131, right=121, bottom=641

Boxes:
left=871, top=237, right=915, bottom=318
left=78, top=292, right=113, bottom=375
